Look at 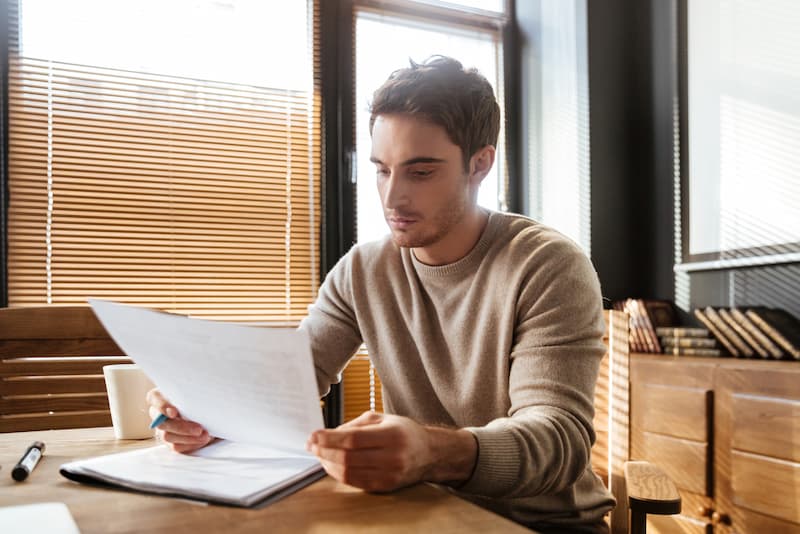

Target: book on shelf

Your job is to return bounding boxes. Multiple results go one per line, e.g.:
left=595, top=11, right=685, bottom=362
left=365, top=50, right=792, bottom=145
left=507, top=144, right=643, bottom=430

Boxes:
left=730, top=308, right=783, bottom=359
left=718, top=308, right=770, bottom=358
left=660, top=336, right=718, bottom=349
left=642, top=300, right=678, bottom=330
left=614, top=298, right=676, bottom=354
left=693, top=308, right=738, bottom=357
left=702, top=307, right=754, bottom=357
left=634, top=299, right=662, bottom=353
left=662, top=346, right=723, bottom=357
left=614, top=300, right=646, bottom=352
left=655, top=326, right=710, bottom=338
left=745, top=307, right=800, bottom=360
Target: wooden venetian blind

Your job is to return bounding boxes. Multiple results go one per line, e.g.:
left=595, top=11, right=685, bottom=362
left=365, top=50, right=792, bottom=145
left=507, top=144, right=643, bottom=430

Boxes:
left=6, top=2, right=321, bottom=324
left=342, top=345, right=384, bottom=422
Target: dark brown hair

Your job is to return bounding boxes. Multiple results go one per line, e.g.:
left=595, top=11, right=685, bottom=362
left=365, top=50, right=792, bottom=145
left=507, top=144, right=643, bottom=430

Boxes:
left=369, top=56, right=500, bottom=170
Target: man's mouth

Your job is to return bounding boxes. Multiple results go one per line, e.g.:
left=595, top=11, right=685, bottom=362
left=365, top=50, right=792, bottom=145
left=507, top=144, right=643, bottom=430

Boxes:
left=387, top=215, right=418, bottom=230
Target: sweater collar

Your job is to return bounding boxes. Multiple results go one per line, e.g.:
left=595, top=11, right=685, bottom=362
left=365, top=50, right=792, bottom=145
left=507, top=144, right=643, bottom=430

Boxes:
left=409, top=210, right=500, bottom=278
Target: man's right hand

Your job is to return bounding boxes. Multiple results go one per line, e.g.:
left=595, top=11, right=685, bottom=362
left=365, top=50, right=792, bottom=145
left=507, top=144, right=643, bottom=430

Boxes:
left=146, top=388, right=213, bottom=453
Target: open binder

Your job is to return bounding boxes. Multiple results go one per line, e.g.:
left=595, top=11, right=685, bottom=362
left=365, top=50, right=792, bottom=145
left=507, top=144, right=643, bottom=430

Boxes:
left=60, top=440, right=324, bottom=507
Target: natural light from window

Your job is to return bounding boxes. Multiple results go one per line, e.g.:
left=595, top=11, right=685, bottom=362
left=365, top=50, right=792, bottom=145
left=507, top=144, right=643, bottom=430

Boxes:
left=19, top=0, right=310, bottom=90
left=355, top=12, right=504, bottom=244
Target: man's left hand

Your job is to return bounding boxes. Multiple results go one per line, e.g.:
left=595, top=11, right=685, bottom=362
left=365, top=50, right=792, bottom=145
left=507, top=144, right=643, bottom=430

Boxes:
left=306, top=411, right=477, bottom=492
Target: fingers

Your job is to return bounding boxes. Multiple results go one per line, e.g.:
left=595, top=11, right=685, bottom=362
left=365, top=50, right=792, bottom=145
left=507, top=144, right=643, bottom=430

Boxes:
left=308, top=412, right=388, bottom=449
left=340, top=410, right=384, bottom=428
left=146, top=388, right=179, bottom=418
left=316, top=459, right=393, bottom=492
left=145, top=388, right=211, bottom=454
left=310, top=443, right=390, bottom=468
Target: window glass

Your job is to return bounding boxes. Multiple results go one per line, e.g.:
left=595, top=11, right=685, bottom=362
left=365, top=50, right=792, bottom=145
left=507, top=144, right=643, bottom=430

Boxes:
left=355, top=11, right=504, bottom=243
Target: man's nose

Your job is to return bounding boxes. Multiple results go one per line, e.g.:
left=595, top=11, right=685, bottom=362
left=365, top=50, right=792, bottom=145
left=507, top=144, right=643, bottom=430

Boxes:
left=381, top=174, right=409, bottom=209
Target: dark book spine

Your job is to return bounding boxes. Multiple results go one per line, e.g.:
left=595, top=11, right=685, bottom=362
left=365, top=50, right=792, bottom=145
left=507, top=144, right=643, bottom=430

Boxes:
left=746, top=309, right=800, bottom=360
left=660, top=336, right=718, bottom=349
left=694, top=308, right=739, bottom=357
left=730, top=308, right=783, bottom=358
left=635, top=299, right=662, bottom=353
left=704, top=307, right=754, bottom=357
left=718, top=308, right=768, bottom=358
left=655, top=327, right=710, bottom=338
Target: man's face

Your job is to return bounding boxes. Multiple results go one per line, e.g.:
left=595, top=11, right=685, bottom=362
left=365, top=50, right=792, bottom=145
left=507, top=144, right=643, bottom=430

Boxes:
left=370, top=114, right=474, bottom=249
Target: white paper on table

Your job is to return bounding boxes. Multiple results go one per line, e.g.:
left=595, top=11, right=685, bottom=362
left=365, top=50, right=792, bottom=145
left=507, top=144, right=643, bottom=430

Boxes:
left=89, top=299, right=323, bottom=453
left=0, top=503, right=81, bottom=534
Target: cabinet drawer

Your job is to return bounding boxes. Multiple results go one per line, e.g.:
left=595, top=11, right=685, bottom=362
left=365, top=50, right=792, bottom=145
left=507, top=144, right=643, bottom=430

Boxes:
left=632, top=432, right=709, bottom=496
left=731, top=393, right=800, bottom=462
left=646, top=513, right=711, bottom=534
left=731, top=450, right=800, bottom=525
left=632, top=383, right=710, bottom=442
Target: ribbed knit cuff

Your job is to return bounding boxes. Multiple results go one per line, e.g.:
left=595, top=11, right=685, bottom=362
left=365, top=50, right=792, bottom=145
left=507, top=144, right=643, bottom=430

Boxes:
left=458, top=426, right=522, bottom=497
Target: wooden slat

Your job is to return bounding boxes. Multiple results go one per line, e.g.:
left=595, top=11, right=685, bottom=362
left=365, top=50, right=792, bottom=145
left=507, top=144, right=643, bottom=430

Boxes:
left=1, top=375, right=108, bottom=395
left=0, top=393, right=110, bottom=414
left=0, top=357, right=131, bottom=377
left=632, top=383, right=710, bottom=442
left=342, top=353, right=384, bottom=423
left=731, top=450, right=800, bottom=525
left=0, top=340, right=126, bottom=359
left=0, top=306, right=114, bottom=340
left=602, top=310, right=631, bottom=534
left=731, top=393, right=800, bottom=462
left=633, top=432, right=708, bottom=496
left=0, top=410, right=111, bottom=432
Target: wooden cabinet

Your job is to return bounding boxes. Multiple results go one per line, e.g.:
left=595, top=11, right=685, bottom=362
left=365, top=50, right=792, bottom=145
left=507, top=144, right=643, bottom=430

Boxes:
left=630, top=354, right=800, bottom=534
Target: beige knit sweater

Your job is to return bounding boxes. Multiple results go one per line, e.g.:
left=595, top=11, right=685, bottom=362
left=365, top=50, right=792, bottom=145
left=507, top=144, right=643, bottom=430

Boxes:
left=300, top=210, right=615, bottom=530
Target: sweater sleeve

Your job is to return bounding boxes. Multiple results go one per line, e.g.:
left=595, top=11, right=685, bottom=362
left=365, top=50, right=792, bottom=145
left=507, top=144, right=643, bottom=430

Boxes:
left=458, top=239, right=606, bottom=499
left=299, top=251, right=364, bottom=397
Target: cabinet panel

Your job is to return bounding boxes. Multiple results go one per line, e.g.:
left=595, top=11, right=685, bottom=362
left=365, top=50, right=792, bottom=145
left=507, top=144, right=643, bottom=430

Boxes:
left=632, top=383, right=710, bottom=442
left=730, top=394, right=800, bottom=462
left=715, top=364, right=800, bottom=534
left=731, top=450, right=800, bottom=525
left=646, top=514, right=711, bottom=534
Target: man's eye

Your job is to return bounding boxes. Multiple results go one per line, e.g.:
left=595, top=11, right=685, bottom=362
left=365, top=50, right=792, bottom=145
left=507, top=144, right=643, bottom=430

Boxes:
left=410, top=169, right=432, bottom=178
left=376, top=168, right=390, bottom=177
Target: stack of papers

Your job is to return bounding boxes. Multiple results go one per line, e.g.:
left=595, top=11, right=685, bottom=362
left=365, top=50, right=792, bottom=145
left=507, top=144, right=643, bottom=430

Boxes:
left=61, top=441, right=323, bottom=507
left=60, top=300, right=325, bottom=507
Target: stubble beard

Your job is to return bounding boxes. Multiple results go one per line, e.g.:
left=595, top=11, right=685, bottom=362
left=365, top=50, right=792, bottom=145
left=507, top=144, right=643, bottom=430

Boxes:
left=388, top=189, right=470, bottom=249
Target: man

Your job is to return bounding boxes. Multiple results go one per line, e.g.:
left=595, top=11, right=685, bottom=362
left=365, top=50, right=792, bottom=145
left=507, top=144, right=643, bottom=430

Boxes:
left=148, top=56, right=615, bottom=532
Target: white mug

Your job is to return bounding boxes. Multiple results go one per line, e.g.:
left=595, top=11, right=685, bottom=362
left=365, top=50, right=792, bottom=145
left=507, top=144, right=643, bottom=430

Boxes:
left=103, top=364, right=155, bottom=439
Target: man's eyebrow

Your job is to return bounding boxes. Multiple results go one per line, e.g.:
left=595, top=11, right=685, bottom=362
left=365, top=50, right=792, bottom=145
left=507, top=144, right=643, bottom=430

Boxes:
left=368, top=156, right=446, bottom=165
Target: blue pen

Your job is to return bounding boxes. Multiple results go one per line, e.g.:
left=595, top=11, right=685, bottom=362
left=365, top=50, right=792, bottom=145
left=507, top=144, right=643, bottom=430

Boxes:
left=149, top=413, right=169, bottom=429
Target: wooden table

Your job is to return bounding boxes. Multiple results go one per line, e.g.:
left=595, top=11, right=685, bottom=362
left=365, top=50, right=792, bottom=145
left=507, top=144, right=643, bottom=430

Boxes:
left=0, top=427, right=531, bottom=533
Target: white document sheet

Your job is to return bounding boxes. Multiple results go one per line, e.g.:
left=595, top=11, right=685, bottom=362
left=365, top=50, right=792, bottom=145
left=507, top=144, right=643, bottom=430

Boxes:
left=89, top=299, right=323, bottom=453
left=0, top=503, right=80, bottom=534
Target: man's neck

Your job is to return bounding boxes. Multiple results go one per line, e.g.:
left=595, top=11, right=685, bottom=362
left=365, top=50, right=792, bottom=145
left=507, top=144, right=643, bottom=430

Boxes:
left=412, top=208, right=489, bottom=266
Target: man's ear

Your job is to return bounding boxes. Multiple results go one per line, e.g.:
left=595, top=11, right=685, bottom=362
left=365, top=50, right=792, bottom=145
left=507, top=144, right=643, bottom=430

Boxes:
left=469, top=145, right=496, bottom=186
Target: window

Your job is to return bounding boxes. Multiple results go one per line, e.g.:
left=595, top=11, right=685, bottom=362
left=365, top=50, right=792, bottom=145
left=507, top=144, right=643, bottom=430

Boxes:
left=354, top=5, right=508, bottom=243
left=681, top=0, right=800, bottom=269
left=6, top=0, right=321, bottom=323
left=341, top=0, right=510, bottom=421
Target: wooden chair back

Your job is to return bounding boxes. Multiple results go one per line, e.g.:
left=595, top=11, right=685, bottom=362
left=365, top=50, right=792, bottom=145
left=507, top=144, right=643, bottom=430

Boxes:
left=0, top=305, right=130, bottom=432
left=595, top=310, right=632, bottom=534
left=596, top=310, right=681, bottom=533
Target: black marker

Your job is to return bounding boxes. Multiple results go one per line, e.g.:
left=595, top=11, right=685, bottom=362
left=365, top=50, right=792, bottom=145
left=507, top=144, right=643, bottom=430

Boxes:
left=12, top=441, right=45, bottom=481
